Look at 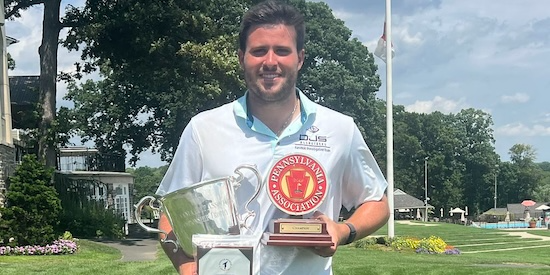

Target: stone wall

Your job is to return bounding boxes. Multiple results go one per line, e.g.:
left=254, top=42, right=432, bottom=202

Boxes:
left=0, top=143, right=15, bottom=208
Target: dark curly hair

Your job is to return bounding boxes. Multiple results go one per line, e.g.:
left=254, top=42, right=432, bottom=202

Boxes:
left=239, top=0, right=305, bottom=52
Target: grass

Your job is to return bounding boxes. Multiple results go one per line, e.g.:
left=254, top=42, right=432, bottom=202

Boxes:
left=333, top=221, right=550, bottom=275
left=0, top=240, right=174, bottom=275
left=0, top=222, right=549, bottom=274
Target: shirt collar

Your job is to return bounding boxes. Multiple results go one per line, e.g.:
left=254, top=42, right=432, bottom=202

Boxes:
left=233, top=88, right=316, bottom=127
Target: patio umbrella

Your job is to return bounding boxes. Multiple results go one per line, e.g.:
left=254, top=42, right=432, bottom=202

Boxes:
left=505, top=211, right=510, bottom=222
left=535, top=204, right=550, bottom=211
left=521, top=200, right=536, bottom=207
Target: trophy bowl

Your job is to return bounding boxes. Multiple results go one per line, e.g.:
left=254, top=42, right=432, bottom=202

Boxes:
left=134, top=165, right=262, bottom=256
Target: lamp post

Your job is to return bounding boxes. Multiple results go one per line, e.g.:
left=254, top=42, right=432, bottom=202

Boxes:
left=494, top=165, right=498, bottom=209
left=424, top=157, right=429, bottom=222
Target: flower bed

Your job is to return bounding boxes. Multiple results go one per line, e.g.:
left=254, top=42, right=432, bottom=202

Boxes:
left=0, top=239, right=79, bottom=256
left=354, top=235, right=461, bottom=255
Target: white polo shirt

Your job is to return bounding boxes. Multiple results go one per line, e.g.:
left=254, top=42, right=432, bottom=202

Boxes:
left=157, top=90, right=387, bottom=275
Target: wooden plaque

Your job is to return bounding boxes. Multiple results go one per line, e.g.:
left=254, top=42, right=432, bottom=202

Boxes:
left=262, top=218, right=333, bottom=247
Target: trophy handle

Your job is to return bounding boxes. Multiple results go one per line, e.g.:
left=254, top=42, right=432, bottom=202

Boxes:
left=134, top=196, right=178, bottom=252
left=233, top=165, right=263, bottom=228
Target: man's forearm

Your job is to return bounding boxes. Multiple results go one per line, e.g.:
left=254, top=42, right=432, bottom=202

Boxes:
left=159, top=214, right=196, bottom=275
left=345, top=194, right=390, bottom=240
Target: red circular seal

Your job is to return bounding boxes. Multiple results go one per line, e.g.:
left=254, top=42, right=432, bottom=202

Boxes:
left=267, top=154, right=328, bottom=215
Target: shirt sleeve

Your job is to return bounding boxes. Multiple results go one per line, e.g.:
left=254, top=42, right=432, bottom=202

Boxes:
left=155, top=119, right=203, bottom=196
left=341, top=123, right=388, bottom=211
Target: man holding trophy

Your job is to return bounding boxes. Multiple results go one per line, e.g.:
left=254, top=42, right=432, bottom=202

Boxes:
left=154, top=1, right=389, bottom=274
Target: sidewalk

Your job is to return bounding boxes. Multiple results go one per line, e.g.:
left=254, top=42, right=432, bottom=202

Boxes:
left=93, top=237, right=159, bottom=262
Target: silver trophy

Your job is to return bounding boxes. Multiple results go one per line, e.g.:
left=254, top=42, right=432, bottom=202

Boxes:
left=134, top=165, right=263, bottom=256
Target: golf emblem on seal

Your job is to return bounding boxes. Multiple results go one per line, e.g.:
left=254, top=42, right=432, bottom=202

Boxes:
left=267, top=154, right=328, bottom=215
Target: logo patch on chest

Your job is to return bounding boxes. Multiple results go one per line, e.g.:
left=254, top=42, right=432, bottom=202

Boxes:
left=267, top=154, right=328, bottom=215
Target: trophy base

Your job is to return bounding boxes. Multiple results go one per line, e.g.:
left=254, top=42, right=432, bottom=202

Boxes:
left=261, top=232, right=334, bottom=247
left=262, top=218, right=333, bottom=247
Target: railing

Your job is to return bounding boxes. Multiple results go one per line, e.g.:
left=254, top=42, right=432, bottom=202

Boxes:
left=57, top=150, right=125, bottom=172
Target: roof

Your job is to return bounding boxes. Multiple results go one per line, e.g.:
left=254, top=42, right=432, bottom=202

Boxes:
left=506, top=203, right=527, bottom=215
left=449, top=207, right=466, bottom=214
left=394, top=189, right=434, bottom=209
left=9, top=75, right=40, bottom=105
left=481, top=208, right=508, bottom=216
left=481, top=203, right=550, bottom=217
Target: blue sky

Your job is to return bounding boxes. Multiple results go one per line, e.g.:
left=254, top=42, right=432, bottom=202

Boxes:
left=5, top=0, right=550, bottom=167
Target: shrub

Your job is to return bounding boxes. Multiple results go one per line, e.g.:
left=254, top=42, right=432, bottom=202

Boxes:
left=54, top=175, right=126, bottom=239
left=0, top=155, right=62, bottom=246
left=354, top=237, right=378, bottom=248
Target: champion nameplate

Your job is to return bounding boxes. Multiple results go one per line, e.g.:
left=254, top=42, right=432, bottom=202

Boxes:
left=267, top=154, right=328, bottom=215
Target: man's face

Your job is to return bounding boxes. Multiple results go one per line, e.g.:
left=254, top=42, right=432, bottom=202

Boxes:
left=238, top=24, right=304, bottom=103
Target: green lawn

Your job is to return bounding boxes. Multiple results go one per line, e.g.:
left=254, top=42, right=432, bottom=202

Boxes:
left=1, top=222, right=549, bottom=274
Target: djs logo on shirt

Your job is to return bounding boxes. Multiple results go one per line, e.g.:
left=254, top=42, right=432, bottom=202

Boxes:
left=295, top=125, right=331, bottom=152
left=299, top=134, right=326, bottom=142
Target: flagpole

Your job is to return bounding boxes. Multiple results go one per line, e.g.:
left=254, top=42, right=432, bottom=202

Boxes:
left=385, top=0, right=395, bottom=239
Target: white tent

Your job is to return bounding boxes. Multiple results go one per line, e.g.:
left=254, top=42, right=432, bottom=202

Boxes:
left=449, top=207, right=466, bottom=221
left=449, top=207, right=466, bottom=214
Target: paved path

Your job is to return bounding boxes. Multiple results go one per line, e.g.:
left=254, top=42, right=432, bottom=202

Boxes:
left=93, top=238, right=159, bottom=262
left=396, top=220, right=440, bottom=226
left=504, top=231, right=550, bottom=241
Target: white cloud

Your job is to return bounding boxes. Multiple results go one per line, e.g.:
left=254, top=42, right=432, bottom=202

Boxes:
left=405, top=96, right=467, bottom=114
left=397, top=26, right=423, bottom=46
left=501, top=93, right=530, bottom=103
left=496, top=123, right=550, bottom=137
left=6, top=7, right=43, bottom=75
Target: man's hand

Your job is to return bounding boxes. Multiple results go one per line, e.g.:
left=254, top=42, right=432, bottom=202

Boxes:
left=308, top=211, right=349, bottom=257
left=159, top=214, right=197, bottom=275
left=307, top=195, right=390, bottom=258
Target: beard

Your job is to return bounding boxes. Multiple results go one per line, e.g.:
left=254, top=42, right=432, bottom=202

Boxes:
left=244, top=69, right=298, bottom=103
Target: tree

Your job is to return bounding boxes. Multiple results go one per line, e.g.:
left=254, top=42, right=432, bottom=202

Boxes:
left=534, top=162, right=550, bottom=202
left=452, top=108, right=499, bottom=215
left=509, top=144, right=537, bottom=165
left=508, top=144, right=541, bottom=200
left=128, top=165, right=168, bottom=200
left=391, top=108, right=500, bottom=216
left=533, top=166, right=550, bottom=202
left=494, top=161, right=517, bottom=206
left=62, top=0, right=247, bottom=164
left=4, top=0, right=78, bottom=167
left=0, top=155, right=61, bottom=246
left=62, top=0, right=383, bottom=165
left=394, top=110, right=467, bottom=213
